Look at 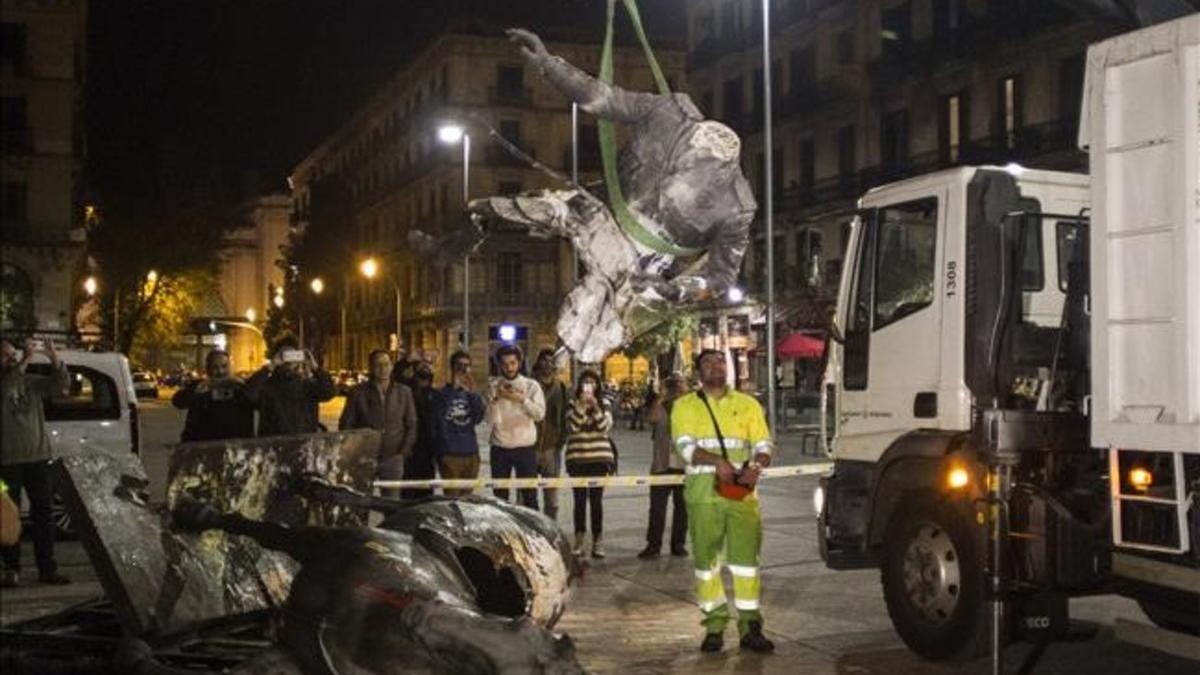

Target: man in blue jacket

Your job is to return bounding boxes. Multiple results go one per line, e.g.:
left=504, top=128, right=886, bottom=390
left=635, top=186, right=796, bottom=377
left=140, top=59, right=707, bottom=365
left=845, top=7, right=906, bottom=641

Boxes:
left=436, top=350, right=486, bottom=497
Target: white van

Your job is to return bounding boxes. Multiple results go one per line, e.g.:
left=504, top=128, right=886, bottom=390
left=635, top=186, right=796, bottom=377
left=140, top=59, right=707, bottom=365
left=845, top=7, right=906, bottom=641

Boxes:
left=21, top=350, right=139, bottom=535
left=24, top=350, right=141, bottom=459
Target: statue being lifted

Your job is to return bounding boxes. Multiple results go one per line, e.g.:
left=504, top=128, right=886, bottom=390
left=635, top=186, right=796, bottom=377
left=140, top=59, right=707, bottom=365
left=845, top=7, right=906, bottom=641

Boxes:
left=414, top=22, right=756, bottom=364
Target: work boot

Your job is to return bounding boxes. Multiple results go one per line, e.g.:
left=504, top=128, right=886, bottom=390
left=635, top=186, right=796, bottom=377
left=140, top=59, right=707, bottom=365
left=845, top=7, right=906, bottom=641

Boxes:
left=739, top=621, right=774, bottom=653
left=1, top=570, right=18, bottom=588
left=700, top=632, right=724, bottom=653
left=670, top=545, right=689, bottom=557
left=637, top=546, right=661, bottom=559
left=573, top=533, right=588, bottom=558
left=591, top=536, right=606, bottom=559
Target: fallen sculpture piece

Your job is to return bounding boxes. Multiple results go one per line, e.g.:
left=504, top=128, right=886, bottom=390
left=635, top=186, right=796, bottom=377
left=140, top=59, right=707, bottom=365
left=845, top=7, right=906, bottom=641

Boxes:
left=52, top=431, right=379, bottom=635
left=174, top=489, right=585, bottom=674
left=33, top=432, right=582, bottom=674
left=413, top=24, right=756, bottom=363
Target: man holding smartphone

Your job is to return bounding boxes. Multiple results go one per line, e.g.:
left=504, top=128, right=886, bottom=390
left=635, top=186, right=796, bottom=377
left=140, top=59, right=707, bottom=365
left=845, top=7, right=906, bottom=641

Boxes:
left=172, top=349, right=254, bottom=442
left=485, top=345, right=545, bottom=509
left=244, top=337, right=335, bottom=437
left=437, top=351, right=486, bottom=497
left=1, top=337, right=70, bottom=587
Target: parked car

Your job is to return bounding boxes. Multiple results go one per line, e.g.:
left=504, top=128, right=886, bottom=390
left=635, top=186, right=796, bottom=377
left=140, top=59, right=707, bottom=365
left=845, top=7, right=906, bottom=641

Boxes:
left=21, top=349, right=139, bottom=538
left=335, top=370, right=366, bottom=396
left=131, top=370, right=159, bottom=399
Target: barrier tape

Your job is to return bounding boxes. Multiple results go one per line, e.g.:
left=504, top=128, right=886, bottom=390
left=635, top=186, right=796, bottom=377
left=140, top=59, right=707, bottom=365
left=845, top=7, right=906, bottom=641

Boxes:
left=373, top=462, right=833, bottom=491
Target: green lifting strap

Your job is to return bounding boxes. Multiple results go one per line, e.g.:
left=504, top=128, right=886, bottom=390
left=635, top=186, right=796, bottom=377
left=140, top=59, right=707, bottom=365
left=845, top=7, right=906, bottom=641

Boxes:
left=598, top=0, right=703, bottom=257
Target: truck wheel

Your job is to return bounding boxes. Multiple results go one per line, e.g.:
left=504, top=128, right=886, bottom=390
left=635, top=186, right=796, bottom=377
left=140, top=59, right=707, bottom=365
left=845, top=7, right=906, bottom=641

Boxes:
left=881, top=494, right=987, bottom=660
left=1138, top=595, right=1200, bottom=636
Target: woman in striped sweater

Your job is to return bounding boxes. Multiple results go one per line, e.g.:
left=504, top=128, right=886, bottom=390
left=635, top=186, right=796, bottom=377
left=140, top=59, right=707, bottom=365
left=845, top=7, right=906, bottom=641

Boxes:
left=565, top=370, right=616, bottom=559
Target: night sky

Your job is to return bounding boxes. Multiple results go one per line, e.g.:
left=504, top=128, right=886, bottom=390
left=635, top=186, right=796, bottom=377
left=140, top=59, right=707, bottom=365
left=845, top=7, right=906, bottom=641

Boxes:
left=85, top=0, right=685, bottom=223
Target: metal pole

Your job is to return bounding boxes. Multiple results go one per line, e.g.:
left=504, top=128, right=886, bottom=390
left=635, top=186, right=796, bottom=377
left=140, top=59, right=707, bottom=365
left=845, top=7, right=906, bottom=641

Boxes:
left=394, top=280, right=402, bottom=355
left=762, top=0, right=777, bottom=431
left=462, top=134, right=471, bottom=350
left=341, top=279, right=348, bottom=370
left=113, top=292, right=120, bottom=350
left=570, top=102, right=580, bottom=382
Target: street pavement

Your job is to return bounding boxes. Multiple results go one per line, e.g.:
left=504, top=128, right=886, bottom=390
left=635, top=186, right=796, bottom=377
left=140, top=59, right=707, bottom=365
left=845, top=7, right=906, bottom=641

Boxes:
left=0, top=392, right=1194, bottom=674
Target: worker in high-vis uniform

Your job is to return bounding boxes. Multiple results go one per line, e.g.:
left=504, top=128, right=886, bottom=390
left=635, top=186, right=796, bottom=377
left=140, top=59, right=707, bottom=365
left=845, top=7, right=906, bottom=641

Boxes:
left=671, top=348, right=775, bottom=654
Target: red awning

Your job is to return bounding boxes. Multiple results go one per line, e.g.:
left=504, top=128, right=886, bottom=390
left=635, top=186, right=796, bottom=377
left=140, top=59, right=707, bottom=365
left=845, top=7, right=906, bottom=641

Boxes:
left=776, top=332, right=825, bottom=360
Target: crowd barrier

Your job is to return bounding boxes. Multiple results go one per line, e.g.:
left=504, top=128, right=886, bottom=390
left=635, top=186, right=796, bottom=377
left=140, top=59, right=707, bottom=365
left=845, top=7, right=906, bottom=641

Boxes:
left=373, top=462, right=833, bottom=491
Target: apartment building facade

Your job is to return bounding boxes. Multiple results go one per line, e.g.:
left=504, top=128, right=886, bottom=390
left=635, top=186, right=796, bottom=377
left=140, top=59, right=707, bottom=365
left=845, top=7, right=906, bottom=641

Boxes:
left=0, top=0, right=88, bottom=336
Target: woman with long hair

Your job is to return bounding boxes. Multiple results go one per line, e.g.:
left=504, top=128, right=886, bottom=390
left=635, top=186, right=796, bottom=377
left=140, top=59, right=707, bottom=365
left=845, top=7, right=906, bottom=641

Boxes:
left=564, top=370, right=615, bottom=558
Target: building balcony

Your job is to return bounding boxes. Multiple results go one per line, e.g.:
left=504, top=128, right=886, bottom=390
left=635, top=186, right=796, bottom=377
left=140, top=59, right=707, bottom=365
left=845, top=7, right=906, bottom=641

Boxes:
left=772, top=0, right=842, bottom=33
left=485, top=145, right=535, bottom=167
left=869, top=7, right=1080, bottom=87
left=688, top=31, right=758, bottom=70
left=407, top=288, right=563, bottom=318
left=488, top=86, right=533, bottom=107
left=774, top=74, right=864, bottom=121
left=772, top=116, right=1082, bottom=215
left=560, top=146, right=603, bottom=174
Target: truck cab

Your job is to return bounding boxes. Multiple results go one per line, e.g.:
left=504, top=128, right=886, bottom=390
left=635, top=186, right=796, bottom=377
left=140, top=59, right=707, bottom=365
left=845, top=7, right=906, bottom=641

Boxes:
left=827, top=166, right=1087, bottom=468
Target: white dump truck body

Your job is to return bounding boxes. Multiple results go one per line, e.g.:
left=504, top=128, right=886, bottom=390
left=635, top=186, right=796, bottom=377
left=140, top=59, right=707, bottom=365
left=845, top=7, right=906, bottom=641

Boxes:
left=1081, top=14, right=1200, bottom=556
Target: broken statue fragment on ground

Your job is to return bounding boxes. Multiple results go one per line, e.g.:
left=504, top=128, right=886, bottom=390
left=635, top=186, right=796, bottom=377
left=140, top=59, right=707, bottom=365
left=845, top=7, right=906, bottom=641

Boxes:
left=53, top=431, right=379, bottom=635
left=172, top=492, right=585, bottom=675
left=51, top=432, right=584, bottom=674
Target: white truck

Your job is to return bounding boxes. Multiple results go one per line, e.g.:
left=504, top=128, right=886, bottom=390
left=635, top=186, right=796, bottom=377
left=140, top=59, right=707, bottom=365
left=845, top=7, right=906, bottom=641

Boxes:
left=815, top=14, right=1199, bottom=661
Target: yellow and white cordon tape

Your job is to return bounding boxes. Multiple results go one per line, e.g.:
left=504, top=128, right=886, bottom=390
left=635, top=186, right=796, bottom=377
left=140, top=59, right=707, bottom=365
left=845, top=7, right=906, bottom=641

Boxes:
left=373, top=462, right=834, bottom=491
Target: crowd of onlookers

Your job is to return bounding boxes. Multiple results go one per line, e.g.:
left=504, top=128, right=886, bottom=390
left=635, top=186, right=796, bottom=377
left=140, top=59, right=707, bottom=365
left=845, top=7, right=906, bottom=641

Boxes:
left=164, top=336, right=694, bottom=562
left=0, top=333, right=694, bottom=590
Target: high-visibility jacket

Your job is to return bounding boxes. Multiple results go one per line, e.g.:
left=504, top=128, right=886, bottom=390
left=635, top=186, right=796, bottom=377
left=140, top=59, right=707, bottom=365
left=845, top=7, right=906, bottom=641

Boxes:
left=670, top=389, right=774, bottom=504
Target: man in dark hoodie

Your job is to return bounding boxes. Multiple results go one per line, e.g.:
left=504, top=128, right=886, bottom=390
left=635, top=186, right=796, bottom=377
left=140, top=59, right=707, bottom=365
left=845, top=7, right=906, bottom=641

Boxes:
left=244, top=336, right=336, bottom=437
left=402, top=361, right=442, bottom=499
left=436, top=350, right=486, bottom=497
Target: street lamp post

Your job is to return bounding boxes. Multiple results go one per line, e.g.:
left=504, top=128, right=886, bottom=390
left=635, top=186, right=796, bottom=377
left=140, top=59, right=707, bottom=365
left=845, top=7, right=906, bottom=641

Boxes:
left=306, top=277, right=324, bottom=355
left=438, top=124, right=471, bottom=350
left=359, top=257, right=402, bottom=356
left=570, top=102, right=580, bottom=382
left=761, top=0, right=778, bottom=432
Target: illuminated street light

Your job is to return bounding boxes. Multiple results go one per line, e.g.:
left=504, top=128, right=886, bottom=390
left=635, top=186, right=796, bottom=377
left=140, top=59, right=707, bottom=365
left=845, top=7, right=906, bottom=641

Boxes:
left=359, top=257, right=379, bottom=279
left=310, top=277, right=325, bottom=295
left=245, top=308, right=257, bottom=323
left=273, top=293, right=285, bottom=309
left=727, top=286, right=745, bottom=303
left=437, top=124, right=464, bottom=144
left=358, top=257, right=402, bottom=358
left=83, top=276, right=98, bottom=297
left=438, top=123, right=471, bottom=349
left=147, top=269, right=158, bottom=283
